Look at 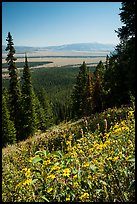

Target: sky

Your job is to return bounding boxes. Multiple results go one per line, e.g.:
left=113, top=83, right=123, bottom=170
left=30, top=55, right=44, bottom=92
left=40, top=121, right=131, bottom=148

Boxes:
left=2, top=2, right=123, bottom=47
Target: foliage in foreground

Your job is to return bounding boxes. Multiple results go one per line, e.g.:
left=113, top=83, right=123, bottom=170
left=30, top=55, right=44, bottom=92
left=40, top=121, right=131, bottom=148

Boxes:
left=2, top=106, right=135, bottom=202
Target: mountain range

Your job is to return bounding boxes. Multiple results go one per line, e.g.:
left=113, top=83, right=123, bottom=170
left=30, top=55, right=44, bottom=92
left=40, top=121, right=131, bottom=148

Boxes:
left=2, top=42, right=115, bottom=54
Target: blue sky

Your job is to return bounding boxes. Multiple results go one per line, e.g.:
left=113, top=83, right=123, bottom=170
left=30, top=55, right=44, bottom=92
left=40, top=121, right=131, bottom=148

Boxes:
left=2, top=2, right=122, bottom=47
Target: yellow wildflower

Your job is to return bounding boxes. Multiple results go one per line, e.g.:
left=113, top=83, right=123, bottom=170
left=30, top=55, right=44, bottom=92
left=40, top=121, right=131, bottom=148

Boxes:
left=22, top=167, right=27, bottom=172
left=128, top=110, right=134, bottom=117
left=25, top=168, right=31, bottom=177
left=66, top=141, right=71, bottom=146
left=15, top=182, right=22, bottom=190
left=88, top=175, right=92, bottom=180
left=23, top=179, right=32, bottom=186
left=43, top=159, right=51, bottom=166
left=82, top=163, right=90, bottom=168
left=79, top=192, right=89, bottom=201
left=62, top=168, right=71, bottom=177
left=89, top=147, right=94, bottom=152
left=107, top=156, right=112, bottom=161
left=66, top=196, right=71, bottom=201
left=119, top=151, right=122, bottom=155
left=129, top=143, right=134, bottom=148
left=79, top=149, right=84, bottom=154
left=73, top=174, right=77, bottom=179
left=125, top=155, right=132, bottom=160
left=73, top=182, right=79, bottom=189
left=112, top=156, right=119, bottom=161
left=47, top=187, right=53, bottom=193
left=50, top=165, right=60, bottom=172
left=47, top=174, right=55, bottom=180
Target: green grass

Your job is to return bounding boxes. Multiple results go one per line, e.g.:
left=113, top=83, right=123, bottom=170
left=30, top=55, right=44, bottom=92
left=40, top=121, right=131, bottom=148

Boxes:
left=2, top=105, right=135, bottom=202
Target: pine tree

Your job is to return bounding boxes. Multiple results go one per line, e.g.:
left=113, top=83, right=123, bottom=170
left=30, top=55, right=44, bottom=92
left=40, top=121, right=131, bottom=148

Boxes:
left=92, top=61, right=105, bottom=112
left=2, top=89, right=16, bottom=147
left=84, top=73, right=93, bottom=116
left=71, top=61, right=93, bottom=118
left=104, top=2, right=135, bottom=107
left=5, top=32, right=21, bottom=140
left=20, top=55, right=38, bottom=140
left=37, top=87, right=54, bottom=130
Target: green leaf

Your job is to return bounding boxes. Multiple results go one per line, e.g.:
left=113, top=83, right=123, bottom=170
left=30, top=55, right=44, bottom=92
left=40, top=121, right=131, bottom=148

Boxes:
left=128, top=180, right=135, bottom=191
left=87, top=180, right=92, bottom=189
left=30, top=179, right=38, bottom=185
left=41, top=196, right=50, bottom=202
left=52, top=150, right=64, bottom=158
left=32, top=156, right=42, bottom=164
left=90, top=164, right=96, bottom=171
left=128, top=157, right=135, bottom=162
left=35, top=150, right=49, bottom=157
left=96, top=189, right=103, bottom=194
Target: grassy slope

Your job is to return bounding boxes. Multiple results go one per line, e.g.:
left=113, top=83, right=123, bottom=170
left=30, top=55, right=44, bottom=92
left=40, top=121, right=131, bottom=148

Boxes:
left=2, top=105, right=135, bottom=202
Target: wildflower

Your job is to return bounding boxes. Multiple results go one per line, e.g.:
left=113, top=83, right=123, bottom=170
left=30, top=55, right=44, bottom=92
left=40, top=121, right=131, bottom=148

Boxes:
left=43, top=159, right=51, bottom=166
left=128, top=110, right=134, bottom=117
left=73, top=174, right=77, bottom=179
left=68, top=135, right=72, bottom=140
left=66, top=196, right=71, bottom=201
left=73, top=181, right=79, bottom=189
left=119, top=151, right=122, bottom=155
left=107, top=156, right=112, bottom=161
left=82, top=163, right=90, bottom=168
left=107, top=113, right=111, bottom=117
left=47, top=187, right=53, bottom=193
left=125, top=155, right=132, bottom=160
left=62, top=168, right=71, bottom=177
left=25, top=168, right=31, bottom=177
left=89, top=147, right=94, bottom=152
left=47, top=174, right=55, bottom=180
left=22, top=167, right=27, bottom=172
left=88, top=175, right=92, bottom=180
left=129, top=143, right=134, bottom=148
left=15, top=182, right=22, bottom=190
left=112, top=156, right=119, bottom=161
left=128, top=139, right=132, bottom=144
left=79, top=149, right=84, bottom=154
left=79, top=192, right=89, bottom=201
left=23, top=179, right=32, bottom=186
left=50, top=165, right=60, bottom=172
left=103, top=132, right=111, bottom=139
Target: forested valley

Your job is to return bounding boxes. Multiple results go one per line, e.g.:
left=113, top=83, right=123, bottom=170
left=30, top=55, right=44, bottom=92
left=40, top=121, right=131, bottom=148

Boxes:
left=2, top=2, right=135, bottom=202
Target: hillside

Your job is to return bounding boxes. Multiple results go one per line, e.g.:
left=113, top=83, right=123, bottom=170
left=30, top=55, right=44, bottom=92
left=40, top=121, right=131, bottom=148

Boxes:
left=2, top=105, right=135, bottom=202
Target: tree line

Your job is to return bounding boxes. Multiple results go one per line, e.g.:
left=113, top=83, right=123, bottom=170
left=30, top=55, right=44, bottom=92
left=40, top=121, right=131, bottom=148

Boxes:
left=72, top=2, right=135, bottom=118
left=2, top=32, right=54, bottom=147
left=2, top=2, right=135, bottom=147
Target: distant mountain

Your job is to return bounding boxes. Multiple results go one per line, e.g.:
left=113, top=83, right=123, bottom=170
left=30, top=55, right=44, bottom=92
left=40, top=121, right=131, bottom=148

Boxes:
left=44, top=43, right=115, bottom=52
left=2, top=42, right=115, bottom=54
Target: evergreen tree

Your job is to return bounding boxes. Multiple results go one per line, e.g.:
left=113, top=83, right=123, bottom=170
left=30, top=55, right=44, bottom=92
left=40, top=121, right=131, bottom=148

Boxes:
left=116, top=2, right=135, bottom=41
left=84, top=73, right=94, bottom=116
left=20, top=55, right=38, bottom=140
left=37, top=87, right=54, bottom=130
left=71, top=61, right=93, bottom=118
left=5, top=32, right=21, bottom=139
left=92, top=61, right=105, bottom=112
left=104, top=2, right=135, bottom=107
left=2, top=89, right=16, bottom=147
